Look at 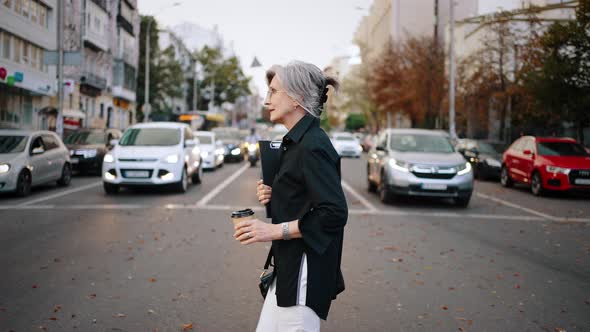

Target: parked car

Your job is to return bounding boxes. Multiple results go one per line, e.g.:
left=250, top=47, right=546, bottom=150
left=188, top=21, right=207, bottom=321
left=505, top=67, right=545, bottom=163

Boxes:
left=102, top=122, right=202, bottom=194
left=64, top=128, right=122, bottom=174
left=194, top=131, right=224, bottom=169
left=331, top=132, right=363, bottom=158
left=367, top=129, right=473, bottom=207
left=213, top=128, right=244, bottom=163
left=0, top=130, right=72, bottom=196
left=501, top=136, right=590, bottom=196
left=455, top=139, right=502, bottom=180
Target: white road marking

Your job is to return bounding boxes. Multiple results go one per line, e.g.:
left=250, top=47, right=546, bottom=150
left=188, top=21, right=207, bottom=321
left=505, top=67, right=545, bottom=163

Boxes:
left=341, top=180, right=377, bottom=212
left=16, top=181, right=102, bottom=207
left=196, top=163, right=250, bottom=207
left=476, top=192, right=561, bottom=222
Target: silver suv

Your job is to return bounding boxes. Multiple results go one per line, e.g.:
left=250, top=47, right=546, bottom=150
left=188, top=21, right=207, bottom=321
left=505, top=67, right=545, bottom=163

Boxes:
left=367, top=129, right=473, bottom=207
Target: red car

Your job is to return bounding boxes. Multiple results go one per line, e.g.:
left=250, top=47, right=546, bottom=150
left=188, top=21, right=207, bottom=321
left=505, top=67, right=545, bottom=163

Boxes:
left=501, top=136, right=590, bottom=195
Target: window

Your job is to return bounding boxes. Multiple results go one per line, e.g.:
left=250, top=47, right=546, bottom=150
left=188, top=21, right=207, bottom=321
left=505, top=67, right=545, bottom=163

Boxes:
left=30, top=0, right=37, bottom=23
left=21, top=42, right=28, bottom=65
left=41, top=134, right=59, bottom=150
left=30, top=45, right=36, bottom=68
left=100, top=103, right=104, bottom=118
left=14, top=0, right=21, bottom=14
left=21, top=0, right=29, bottom=18
left=30, top=136, right=44, bottom=154
left=39, top=4, right=46, bottom=27
left=1, top=32, right=9, bottom=59
left=13, top=38, right=20, bottom=63
left=94, top=17, right=101, bottom=34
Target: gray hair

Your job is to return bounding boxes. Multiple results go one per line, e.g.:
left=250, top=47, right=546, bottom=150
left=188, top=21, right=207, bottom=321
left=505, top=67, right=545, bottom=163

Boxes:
left=266, top=60, right=339, bottom=118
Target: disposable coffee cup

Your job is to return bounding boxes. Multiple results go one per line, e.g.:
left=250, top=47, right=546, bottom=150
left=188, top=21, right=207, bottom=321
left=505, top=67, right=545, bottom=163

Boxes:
left=231, top=208, right=255, bottom=227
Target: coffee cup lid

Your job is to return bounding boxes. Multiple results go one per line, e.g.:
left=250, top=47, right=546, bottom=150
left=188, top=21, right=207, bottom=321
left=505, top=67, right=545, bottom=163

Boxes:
left=231, top=208, right=254, bottom=218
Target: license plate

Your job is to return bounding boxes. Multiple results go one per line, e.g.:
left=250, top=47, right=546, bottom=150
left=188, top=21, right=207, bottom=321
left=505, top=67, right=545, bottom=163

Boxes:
left=422, top=183, right=447, bottom=190
left=70, top=158, right=79, bottom=164
left=125, top=171, right=149, bottom=178
left=575, top=178, right=590, bottom=185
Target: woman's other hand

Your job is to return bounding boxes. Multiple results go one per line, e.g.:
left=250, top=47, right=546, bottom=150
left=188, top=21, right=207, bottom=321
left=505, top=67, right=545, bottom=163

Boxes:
left=257, top=179, right=272, bottom=206
left=234, top=218, right=280, bottom=245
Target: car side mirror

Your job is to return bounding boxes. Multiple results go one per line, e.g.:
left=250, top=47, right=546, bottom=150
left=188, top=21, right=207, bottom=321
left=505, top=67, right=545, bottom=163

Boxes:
left=31, top=146, right=45, bottom=155
left=109, top=139, right=119, bottom=147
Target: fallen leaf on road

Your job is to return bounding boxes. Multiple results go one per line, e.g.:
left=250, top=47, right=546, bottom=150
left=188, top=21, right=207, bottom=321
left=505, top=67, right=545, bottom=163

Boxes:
left=183, top=323, right=193, bottom=330
left=554, top=328, right=566, bottom=332
left=0, top=307, right=6, bottom=312
left=584, top=299, right=590, bottom=305
left=391, top=258, right=403, bottom=262
left=53, top=258, right=61, bottom=263
left=458, top=328, right=468, bottom=332
left=88, top=293, right=97, bottom=299
left=513, top=272, right=521, bottom=277
left=114, top=313, right=126, bottom=318
left=149, top=278, right=157, bottom=283
left=383, top=246, right=399, bottom=251
left=32, top=284, right=39, bottom=289
left=448, top=287, right=456, bottom=291
left=514, top=284, right=521, bottom=289
left=441, top=305, right=448, bottom=310
left=48, top=317, right=57, bottom=321
left=127, top=256, right=134, bottom=261
left=455, top=307, right=465, bottom=312
left=147, top=309, right=156, bottom=315
left=53, top=305, right=62, bottom=313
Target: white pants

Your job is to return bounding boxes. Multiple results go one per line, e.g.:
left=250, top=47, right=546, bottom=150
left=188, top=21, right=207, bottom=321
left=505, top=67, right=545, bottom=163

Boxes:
left=256, top=254, right=320, bottom=332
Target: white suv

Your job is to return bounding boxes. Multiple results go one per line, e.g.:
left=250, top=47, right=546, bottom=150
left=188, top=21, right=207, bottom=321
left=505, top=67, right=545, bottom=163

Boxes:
left=102, top=122, right=202, bottom=194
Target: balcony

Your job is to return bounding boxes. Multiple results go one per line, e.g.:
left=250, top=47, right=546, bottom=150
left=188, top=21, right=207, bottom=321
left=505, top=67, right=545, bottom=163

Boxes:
left=112, top=59, right=136, bottom=102
left=80, top=71, right=107, bottom=91
left=83, top=0, right=109, bottom=52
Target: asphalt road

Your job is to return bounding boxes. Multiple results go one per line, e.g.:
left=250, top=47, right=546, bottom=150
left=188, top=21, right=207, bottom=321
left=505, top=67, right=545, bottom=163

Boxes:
left=0, top=155, right=589, bottom=331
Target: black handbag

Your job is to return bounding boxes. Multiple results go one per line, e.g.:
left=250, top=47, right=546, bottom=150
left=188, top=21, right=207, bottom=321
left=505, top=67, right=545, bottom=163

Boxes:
left=259, top=249, right=275, bottom=299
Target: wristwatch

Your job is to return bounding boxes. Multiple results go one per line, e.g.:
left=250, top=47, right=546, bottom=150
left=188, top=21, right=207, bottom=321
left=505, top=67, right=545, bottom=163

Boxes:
left=282, top=222, right=291, bottom=240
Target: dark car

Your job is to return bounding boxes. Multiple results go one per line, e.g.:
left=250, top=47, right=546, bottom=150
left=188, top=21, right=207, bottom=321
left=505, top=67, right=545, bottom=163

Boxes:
left=213, top=130, right=244, bottom=163
left=64, top=129, right=122, bottom=174
left=456, top=139, right=503, bottom=180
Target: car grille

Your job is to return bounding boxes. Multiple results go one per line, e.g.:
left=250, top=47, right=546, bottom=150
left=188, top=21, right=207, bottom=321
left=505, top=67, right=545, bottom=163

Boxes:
left=118, top=158, right=158, bottom=162
left=411, top=165, right=457, bottom=179
left=569, top=169, right=590, bottom=186
left=408, top=184, right=458, bottom=194
left=121, top=169, right=153, bottom=179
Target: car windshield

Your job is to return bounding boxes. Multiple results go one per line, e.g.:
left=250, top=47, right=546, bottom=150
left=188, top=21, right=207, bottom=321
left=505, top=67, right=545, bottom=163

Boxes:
left=390, top=134, right=454, bottom=153
left=537, top=142, right=588, bottom=156
left=196, top=135, right=213, bottom=144
left=335, top=136, right=355, bottom=141
left=64, top=131, right=105, bottom=145
left=0, top=135, right=28, bottom=153
left=478, top=142, right=498, bottom=155
left=215, top=131, right=240, bottom=141
left=119, top=128, right=180, bottom=146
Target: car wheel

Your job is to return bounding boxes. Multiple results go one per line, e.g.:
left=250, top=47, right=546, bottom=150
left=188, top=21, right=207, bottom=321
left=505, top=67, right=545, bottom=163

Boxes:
left=378, top=172, right=394, bottom=204
left=454, top=195, right=471, bottom=208
left=57, top=163, right=72, bottom=186
left=500, top=165, right=513, bottom=188
left=103, top=182, right=119, bottom=194
left=175, top=167, right=189, bottom=193
left=531, top=171, right=545, bottom=196
left=192, top=165, right=203, bottom=184
left=15, top=170, right=32, bottom=197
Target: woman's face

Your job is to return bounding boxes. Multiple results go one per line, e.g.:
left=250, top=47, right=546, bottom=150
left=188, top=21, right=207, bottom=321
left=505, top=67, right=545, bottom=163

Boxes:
left=264, top=76, right=297, bottom=124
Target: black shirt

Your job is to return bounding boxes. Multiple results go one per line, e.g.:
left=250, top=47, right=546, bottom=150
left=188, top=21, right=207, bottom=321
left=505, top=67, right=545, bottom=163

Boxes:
left=270, top=114, right=348, bottom=320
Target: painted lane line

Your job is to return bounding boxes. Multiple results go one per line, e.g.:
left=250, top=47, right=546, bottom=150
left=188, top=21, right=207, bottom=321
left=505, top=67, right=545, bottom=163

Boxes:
left=17, top=181, right=102, bottom=207
left=0, top=205, right=55, bottom=210
left=476, top=192, right=560, bottom=222
left=341, top=180, right=378, bottom=212
left=196, top=163, right=250, bottom=207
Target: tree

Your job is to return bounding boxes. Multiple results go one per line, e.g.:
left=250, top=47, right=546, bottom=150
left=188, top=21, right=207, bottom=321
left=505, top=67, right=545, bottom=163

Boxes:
left=151, top=46, right=184, bottom=119
left=192, top=46, right=251, bottom=111
left=345, top=113, right=366, bottom=131
left=136, top=16, right=159, bottom=122
left=522, top=0, right=590, bottom=143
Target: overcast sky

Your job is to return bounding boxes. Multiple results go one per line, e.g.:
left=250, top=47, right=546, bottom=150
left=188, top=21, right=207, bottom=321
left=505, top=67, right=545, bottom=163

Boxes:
left=138, top=0, right=520, bottom=96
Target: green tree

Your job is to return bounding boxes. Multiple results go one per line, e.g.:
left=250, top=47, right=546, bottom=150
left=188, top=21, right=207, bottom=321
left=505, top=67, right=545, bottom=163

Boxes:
left=136, top=16, right=159, bottom=122
left=151, top=46, right=184, bottom=119
left=523, top=0, right=590, bottom=142
left=345, top=113, right=366, bottom=131
left=192, top=46, right=251, bottom=111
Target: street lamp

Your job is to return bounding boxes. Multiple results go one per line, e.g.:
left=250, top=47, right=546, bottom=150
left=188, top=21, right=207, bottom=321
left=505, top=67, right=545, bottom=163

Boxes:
left=143, top=2, right=181, bottom=122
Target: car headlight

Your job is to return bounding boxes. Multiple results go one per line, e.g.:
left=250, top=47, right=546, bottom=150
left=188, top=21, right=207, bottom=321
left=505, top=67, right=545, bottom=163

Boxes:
left=484, top=158, right=501, bottom=167
left=0, top=163, right=10, bottom=174
left=457, top=162, right=472, bottom=175
left=231, top=148, right=241, bottom=155
left=165, top=154, right=179, bottom=164
left=388, top=159, right=410, bottom=172
left=546, top=165, right=570, bottom=174
left=103, top=153, right=114, bottom=163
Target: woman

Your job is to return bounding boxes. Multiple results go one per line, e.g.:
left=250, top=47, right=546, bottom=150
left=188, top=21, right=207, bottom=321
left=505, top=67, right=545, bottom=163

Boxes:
left=233, top=61, right=348, bottom=331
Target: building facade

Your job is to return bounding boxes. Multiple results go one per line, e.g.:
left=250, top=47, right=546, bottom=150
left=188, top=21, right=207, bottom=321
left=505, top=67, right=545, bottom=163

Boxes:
left=0, top=0, right=57, bottom=130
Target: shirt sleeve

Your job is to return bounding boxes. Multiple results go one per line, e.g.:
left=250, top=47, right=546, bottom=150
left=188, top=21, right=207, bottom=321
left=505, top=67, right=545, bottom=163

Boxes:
left=298, top=146, right=348, bottom=256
